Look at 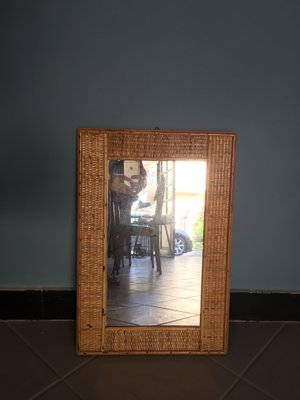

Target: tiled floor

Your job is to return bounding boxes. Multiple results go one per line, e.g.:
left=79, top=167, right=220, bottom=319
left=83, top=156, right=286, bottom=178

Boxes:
left=1, top=320, right=300, bottom=399
left=107, top=250, right=202, bottom=326
left=2, top=254, right=299, bottom=399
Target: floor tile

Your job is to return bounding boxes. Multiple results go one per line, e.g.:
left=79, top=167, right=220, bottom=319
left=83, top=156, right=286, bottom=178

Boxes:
left=107, top=293, right=141, bottom=307
left=66, top=356, right=236, bottom=400
left=106, top=318, right=137, bottom=326
left=245, top=323, right=300, bottom=399
left=107, top=304, right=193, bottom=325
left=33, top=382, right=81, bottom=400
left=153, top=287, right=200, bottom=298
left=0, top=322, right=58, bottom=400
left=160, top=314, right=200, bottom=325
left=121, top=282, right=157, bottom=292
left=224, top=380, right=274, bottom=399
left=106, top=250, right=202, bottom=325
left=1, top=320, right=299, bottom=399
left=180, top=284, right=201, bottom=292
left=156, top=296, right=201, bottom=314
left=109, top=291, right=174, bottom=307
left=9, top=321, right=92, bottom=377
left=210, top=322, right=283, bottom=374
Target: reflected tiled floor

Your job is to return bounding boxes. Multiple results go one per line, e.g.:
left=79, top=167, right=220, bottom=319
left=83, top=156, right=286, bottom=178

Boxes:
left=107, top=250, right=202, bottom=326
left=1, top=320, right=300, bottom=399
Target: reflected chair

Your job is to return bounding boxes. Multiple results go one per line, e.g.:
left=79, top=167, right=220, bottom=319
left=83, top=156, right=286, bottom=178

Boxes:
left=112, top=175, right=165, bottom=275
left=109, top=194, right=132, bottom=275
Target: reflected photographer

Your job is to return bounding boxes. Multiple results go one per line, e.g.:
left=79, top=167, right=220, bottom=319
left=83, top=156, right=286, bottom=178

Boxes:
left=108, top=160, right=147, bottom=280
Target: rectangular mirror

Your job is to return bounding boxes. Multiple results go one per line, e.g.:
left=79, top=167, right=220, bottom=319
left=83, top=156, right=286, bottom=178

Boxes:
left=107, top=160, right=206, bottom=327
left=77, top=129, right=236, bottom=355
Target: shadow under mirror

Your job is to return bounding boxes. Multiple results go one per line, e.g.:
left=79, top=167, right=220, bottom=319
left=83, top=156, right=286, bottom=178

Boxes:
left=106, top=160, right=206, bottom=327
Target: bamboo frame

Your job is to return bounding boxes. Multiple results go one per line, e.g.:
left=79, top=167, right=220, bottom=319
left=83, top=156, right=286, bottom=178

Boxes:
left=77, top=129, right=236, bottom=355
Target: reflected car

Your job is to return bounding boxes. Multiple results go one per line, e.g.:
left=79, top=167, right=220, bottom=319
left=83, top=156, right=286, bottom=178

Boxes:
left=174, top=228, right=193, bottom=256
left=131, top=203, right=193, bottom=257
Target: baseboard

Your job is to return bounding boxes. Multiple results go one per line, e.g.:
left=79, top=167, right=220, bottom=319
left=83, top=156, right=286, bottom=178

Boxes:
left=0, top=290, right=76, bottom=320
left=0, top=290, right=299, bottom=321
left=229, top=291, right=300, bottom=321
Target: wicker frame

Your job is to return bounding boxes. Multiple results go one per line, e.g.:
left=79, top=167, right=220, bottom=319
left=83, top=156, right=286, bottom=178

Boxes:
left=77, top=129, right=236, bottom=355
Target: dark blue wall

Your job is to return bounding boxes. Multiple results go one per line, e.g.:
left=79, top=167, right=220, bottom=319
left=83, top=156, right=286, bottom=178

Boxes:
left=1, top=0, right=300, bottom=290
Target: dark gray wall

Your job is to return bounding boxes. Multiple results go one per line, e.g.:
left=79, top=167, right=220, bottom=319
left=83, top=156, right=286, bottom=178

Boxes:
left=1, top=0, right=300, bottom=290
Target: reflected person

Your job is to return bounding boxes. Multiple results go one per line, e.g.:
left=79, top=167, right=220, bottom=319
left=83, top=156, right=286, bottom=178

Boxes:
left=108, top=160, right=147, bottom=280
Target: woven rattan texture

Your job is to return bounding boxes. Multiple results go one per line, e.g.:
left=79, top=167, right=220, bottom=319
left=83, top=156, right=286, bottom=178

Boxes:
left=77, top=129, right=236, bottom=355
left=77, top=131, right=106, bottom=353
left=107, top=131, right=208, bottom=160
left=200, top=135, right=234, bottom=352
left=104, top=327, right=201, bottom=353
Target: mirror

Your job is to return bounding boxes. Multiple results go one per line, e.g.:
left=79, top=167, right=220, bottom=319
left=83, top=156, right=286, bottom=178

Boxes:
left=107, top=160, right=206, bottom=327
left=77, top=129, right=236, bottom=355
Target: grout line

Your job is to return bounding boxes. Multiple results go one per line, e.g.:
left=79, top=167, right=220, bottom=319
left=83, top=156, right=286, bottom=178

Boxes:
left=240, top=377, right=277, bottom=399
left=47, top=357, right=95, bottom=400
left=219, top=376, right=277, bottom=400
left=107, top=318, right=139, bottom=326
left=60, top=357, right=95, bottom=380
left=58, top=379, right=85, bottom=400
left=63, top=384, right=84, bottom=400
left=6, top=321, right=93, bottom=399
left=31, top=359, right=93, bottom=400
left=159, top=313, right=200, bottom=326
left=225, top=323, right=286, bottom=399
left=29, top=378, right=84, bottom=400
left=208, top=357, right=241, bottom=379
left=29, top=379, right=63, bottom=400
left=218, top=377, right=241, bottom=400
left=6, top=322, right=62, bottom=379
left=210, top=357, right=276, bottom=399
left=237, top=323, right=286, bottom=378
left=212, top=323, right=286, bottom=400
left=209, top=355, right=275, bottom=399
left=210, top=322, right=286, bottom=381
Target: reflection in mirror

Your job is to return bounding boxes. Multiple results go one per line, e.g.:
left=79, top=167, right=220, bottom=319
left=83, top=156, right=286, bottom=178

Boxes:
left=106, top=160, right=206, bottom=326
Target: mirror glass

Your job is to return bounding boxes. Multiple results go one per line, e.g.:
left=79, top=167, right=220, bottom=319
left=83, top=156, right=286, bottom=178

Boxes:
left=106, top=160, right=206, bottom=326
